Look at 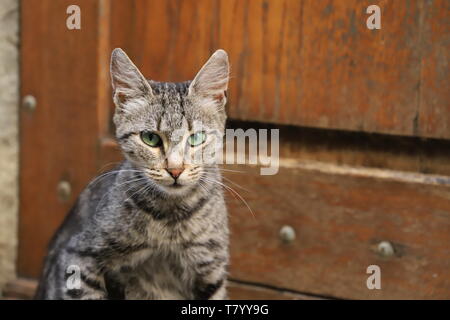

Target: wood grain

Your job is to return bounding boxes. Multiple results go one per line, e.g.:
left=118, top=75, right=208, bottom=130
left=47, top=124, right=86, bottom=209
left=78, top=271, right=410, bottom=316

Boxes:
left=418, top=0, right=450, bottom=139
left=227, top=281, right=323, bottom=300
left=106, top=0, right=449, bottom=139
left=19, top=0, right=106, bottom=277
left=19, top=0, right=450, bottom=300
left=230, top=120, right=450, bottom=177
left=298, top=0, right=421, bottom=135
left=2, top=278, right=37, bottom=300
left=224, top=164, right=450, bottom=299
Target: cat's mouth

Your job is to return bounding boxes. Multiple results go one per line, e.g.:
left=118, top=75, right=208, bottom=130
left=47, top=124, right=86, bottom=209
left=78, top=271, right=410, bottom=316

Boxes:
left=169, top=181, right=183, bottom=188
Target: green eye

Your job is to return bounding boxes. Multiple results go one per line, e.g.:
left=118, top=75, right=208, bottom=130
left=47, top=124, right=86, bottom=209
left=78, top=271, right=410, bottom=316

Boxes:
left=141, top=131, right=162, bottom=147
left=188, top=132, right=206, bottom=147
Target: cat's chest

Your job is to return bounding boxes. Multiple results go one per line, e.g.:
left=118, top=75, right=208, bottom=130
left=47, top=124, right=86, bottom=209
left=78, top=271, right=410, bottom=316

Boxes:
left=116, top=246, right=196, bottom=299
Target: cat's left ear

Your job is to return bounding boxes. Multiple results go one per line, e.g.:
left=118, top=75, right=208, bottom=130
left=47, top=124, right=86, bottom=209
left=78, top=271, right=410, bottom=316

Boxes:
left=188, top=49, right=229, bottom=106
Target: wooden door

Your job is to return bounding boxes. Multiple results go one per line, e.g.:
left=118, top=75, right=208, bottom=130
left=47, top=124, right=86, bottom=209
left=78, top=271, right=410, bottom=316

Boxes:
left=19, top=0, right=450, bottom=299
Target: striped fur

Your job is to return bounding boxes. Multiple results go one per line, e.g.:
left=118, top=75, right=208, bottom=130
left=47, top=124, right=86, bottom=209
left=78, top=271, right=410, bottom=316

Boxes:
left=35, top=49, right=230, bottom=300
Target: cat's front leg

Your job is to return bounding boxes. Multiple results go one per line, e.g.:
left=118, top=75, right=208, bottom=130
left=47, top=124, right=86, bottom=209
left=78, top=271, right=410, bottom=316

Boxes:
left=59, top=251, right=108, bottom=300
left=193, top=271, right=228, bottom=300
left=192, top=254, right=228, bottom=300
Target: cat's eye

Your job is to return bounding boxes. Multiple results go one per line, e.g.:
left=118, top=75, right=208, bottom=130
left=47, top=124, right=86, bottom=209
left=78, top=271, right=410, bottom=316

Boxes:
left=141, top=131, right=162, bottom=147
left=188, top=131, right=206, bottom=147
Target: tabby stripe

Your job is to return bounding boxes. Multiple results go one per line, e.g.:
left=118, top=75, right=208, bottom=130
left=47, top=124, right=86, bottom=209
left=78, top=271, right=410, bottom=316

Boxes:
left=80, top=273, right=104, bottom=291
left=170, top=194, right=211, bottom=223
left=65, top=241, right=148, bottom=258
left=183, top=239, right=222, bottom=250
left=118, top=132, right=136, bottom=141
left=105, top=272, right=125, bottom=300
left=66, top=247, right=102, bottom=259
left=197, top=256, right=226, bottom=269
left=194, top=278, right=225, bottom=300
left=66, top=288, right=83, bottom=299
left=197, top=260, right=215, bottom=268
left=179, top=91, right=186, bottom=120
left=130, top=187, right=213, bottom=222
left=62, top=268, right=103, bottom=292
left=120, top=265, right=133, bottom=273
left=105, top=238, right=149, bottom=255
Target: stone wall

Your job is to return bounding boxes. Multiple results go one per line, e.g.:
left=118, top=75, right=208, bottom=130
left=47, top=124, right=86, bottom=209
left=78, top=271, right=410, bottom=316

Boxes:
left=0, top=0, right=19, bottom=295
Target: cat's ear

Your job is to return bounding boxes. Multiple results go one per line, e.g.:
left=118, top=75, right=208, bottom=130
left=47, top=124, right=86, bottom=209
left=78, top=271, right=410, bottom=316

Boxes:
left=110, top=48, right=153, bottom=107
left=188, top=49, right=229, bottom=105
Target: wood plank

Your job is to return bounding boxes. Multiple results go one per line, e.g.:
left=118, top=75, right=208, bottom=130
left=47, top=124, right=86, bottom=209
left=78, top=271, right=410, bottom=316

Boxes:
left=231, top=120, right=450, bottom=177
left=99, top=137, right=450, bottom=299
left=297, top=0, right=422, bottom=135
left=105, top=0, right=449, bottom=138
left=102, top=120, right=450, bottom=180
left=418, top=0, right=450, bottom=139
left=19, top=0, right=106, bottom=278
left=224, top=163, right=450, bottom=299
left=25, top=134, right=450, bottom=299
left=109, top=0, right=217, bottom=81
left=227, top=281, right=323, bottom=300
left=18, top=0, right=450, bottom=294
left=2, top=278, right=37, bottom=300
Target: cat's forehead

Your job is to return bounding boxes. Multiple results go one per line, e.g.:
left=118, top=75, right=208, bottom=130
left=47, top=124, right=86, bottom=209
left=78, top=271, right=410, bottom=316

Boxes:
left=124, top=80, right=217, bottom=136
left=148, top=81, right=191, bottom=131
left=148, top=80, right=191, bottom=97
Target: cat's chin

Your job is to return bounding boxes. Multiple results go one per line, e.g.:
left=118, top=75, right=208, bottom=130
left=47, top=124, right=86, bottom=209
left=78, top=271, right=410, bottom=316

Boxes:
left=159, top=182, right=192, bottom=196
left=167, top=183, right=184, bottom=191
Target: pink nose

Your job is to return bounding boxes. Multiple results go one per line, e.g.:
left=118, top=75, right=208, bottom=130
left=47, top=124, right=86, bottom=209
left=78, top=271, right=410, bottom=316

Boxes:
left=166, top=168, right=184, bottom=179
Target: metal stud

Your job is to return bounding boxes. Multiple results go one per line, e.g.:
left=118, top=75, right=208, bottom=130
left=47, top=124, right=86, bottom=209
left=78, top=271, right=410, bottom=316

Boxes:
left=57, top=180, right=72, bottom=202
left=22, top=95, right=37, bottom=112
left=279, top=225, right=296, bottom=243
left=377, top=241, right=395, bottom=257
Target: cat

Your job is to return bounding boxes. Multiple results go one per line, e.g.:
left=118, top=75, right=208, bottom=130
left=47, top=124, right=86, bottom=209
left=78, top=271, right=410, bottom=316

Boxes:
left=35, top=48, right=230, bottom=299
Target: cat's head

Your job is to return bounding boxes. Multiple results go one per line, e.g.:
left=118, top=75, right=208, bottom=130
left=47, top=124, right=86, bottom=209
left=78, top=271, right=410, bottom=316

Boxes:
left=110, top=48, right=229, bottom=195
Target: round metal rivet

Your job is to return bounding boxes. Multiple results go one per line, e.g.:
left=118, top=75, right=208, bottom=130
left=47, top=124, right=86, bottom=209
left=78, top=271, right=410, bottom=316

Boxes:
left=377, top=241, right=395, bottom=257
left=279, top=225, right=296, bottom=243
left=22, top=95, right=37, bottom=111
left=57, top=180, right=72, bottom=201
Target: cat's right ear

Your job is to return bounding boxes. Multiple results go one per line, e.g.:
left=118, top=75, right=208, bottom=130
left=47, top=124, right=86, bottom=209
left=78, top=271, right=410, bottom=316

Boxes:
left=110, top=48, right=153, bottom=107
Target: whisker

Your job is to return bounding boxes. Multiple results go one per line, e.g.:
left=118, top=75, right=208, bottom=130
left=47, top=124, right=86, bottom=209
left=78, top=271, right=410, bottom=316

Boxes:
left=197, top=180, right=209, bottom=195
left=203, top=167, right=246, bottom=173
left=88, top=169, right=147, bottom=188
left=121, top=181, right=153, bottom=207
left=94, top=177, right=149, bottom=214
left=201, top=176, right=255, bottom=219
left=97, top=161, right=122, bottom=173
left=221, top=175, right=252, bottom=193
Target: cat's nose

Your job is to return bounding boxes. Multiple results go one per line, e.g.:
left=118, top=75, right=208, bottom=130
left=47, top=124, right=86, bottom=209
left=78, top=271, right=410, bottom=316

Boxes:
left=166, top=168, right=184, bottom=179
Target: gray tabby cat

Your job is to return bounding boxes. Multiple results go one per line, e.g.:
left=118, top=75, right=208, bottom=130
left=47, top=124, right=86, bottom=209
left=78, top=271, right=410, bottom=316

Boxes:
left=35, top=48, right=230, bottom=300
